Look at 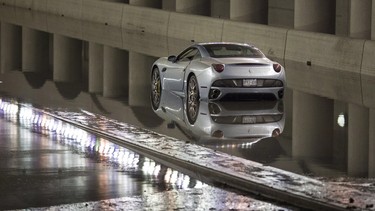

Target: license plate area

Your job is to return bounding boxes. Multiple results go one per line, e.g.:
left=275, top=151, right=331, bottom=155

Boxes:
left=242, top=116, right=257, bottom=124
left=243, top=79, right=257, bottom=87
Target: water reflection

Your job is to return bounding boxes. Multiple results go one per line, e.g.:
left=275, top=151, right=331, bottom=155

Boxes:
left=0, top=96, right=294, bottom=210
left=0, top=97, right=203, bottom=190
left=153, top=91, right=284, bottom=143
left=151, top=90, right=286, bottom=164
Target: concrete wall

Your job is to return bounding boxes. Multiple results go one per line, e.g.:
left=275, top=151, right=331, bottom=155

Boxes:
left=285, top=30, right=365, bottom=105
left=361, top=40, right=375, bottom=108
left=336, top=0, right=372, bottom=39
left=2, top=0, right=375, bottom=108
left=222, top=21, right=287, bottom=63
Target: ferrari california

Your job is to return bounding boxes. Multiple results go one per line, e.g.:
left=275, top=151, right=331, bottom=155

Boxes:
left=151, top=42, right=286, bottom=111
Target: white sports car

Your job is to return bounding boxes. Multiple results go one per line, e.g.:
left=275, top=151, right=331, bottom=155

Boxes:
left=151, top=42, right=286, bottom=113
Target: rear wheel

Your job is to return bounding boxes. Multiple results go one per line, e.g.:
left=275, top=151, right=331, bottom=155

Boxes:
left=151, top=67, right=161, bottom=110
left=187, top=75, right=200, bottom=124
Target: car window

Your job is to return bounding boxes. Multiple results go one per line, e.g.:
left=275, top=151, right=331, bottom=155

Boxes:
left=203, top=44, right=265, bottom=58
left=178, top=48, right=199, bottom=62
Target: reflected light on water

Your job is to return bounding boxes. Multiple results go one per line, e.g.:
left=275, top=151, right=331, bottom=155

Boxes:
left=0, top=98, right=205, bottom=191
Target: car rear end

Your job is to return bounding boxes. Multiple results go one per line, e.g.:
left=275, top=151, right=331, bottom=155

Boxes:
left=208, top=59, right=285, bottom=101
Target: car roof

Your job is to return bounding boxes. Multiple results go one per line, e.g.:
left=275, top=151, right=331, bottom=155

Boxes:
left=194, top=42, right=254, bottom=47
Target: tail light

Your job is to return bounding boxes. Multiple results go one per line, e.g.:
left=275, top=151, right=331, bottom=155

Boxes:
left=273, top=63, right=282, bottom=73
left=212, top=64, right=225, bottom=73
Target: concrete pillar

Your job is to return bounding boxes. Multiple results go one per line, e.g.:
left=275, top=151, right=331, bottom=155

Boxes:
left=332, top=100, right=348, bottom=170
left=22, top=27, right=49, bottom=73
left=292, top=91, right=333, bottom=158
left=268, top=0, right=295, bottom=28
left=53, top=35, right=82, bottom=82
left=348, top=104, right=369, bottom=177
left=372, top=0, right=375, bottom=40
left=295, top=0, right=335, bottom=33
left=103, top=46, right=128, bottom=98
left=336, top=0, right=372, bottom=39
left=88, top=43, right=103, bottom=93
left=282, top=88, right=293, bottom=138
left=370, top=109, right=375, bottom=177
left=211, top=0, right=267, bottom=23
left=162, top=0, right=210, bottom=16
left=129, top=52, right=155, bottom=106
left=1, top=23, right=21, bottom=73
left=129, top=0, right=162, bottom=8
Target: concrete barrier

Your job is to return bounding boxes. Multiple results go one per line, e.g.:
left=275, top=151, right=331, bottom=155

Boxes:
left=361, top=40, right=375, bottom=108
left=46, top=0, right=83, bottom=39
left=14, top=1, right=48, bottom=32
left=222, top=21, right=288, bottom=64
left=122, top=5, right=169, bottom=36
left=32, top=0, right=48, bottom=13
left=285, top=30, right=365, bottom=104
left=286, top=30, right=364, bottom=73
left=0, top=1, right=16, bottom=24
left=167, top=12, right=224, bottom=54
left=14, top=0, right=31, bottom=9
left=122, top=5, right=169, bottom=56
left=82, top=0, right=123, bottom=48
left=0, top=0, right=15, bottom=6
left=47, top=0, right=82, bottom=20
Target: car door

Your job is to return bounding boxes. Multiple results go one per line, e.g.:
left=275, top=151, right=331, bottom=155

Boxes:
left=163, top=48, right=199, bottom=93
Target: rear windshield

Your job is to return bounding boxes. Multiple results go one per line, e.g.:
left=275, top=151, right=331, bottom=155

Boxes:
left=203, top=44, right=265, bottom=58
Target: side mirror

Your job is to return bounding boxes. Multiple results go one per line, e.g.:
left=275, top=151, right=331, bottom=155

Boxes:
left=168, top=55, right=177, bottom=63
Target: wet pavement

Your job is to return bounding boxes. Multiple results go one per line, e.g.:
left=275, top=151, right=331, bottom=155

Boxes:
left=0, top=99, right=293, bottom=210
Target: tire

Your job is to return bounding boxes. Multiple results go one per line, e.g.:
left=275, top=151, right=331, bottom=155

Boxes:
left=186, top=74, right=200, bottom=124
left=151, top=67, right=161, bottom=110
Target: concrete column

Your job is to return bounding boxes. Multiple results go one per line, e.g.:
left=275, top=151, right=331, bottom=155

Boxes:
left=348, top=103, right=369, bottom=177
left=369, top=109, right=375, bottom=177
left=268, top=0, right=295, bottom=28
left=22, top=27, right=49, bottom=73
left=332, top=100, right=348, bottom=170
left=53, top=35, right=82, bottom=82
left=211, top=0, right=230, bottom=19
left=295, top=0, right=335, bottom=33
left=1, top=23, right=21, bottom=73
left=282, top=88, right=293, bottom=138
left=292, top=91, right=333, bottom=158
left=128, top=52, right=155, bottom=107
left=129, top=0, right=162, bottom=8
left=211, top=0, right=267, bottom=23
left=336, top=0, right=371, bottom=39
left=88, top=43, right=103, bottom=93
left=103, top=46, right=128, bottom=98
left=372, top=0, right=375, bottom=40
left=162, top=0, right=210, bottom=16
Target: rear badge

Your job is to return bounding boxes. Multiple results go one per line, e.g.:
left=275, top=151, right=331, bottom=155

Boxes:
left=248, top=69, right=252, bottom=74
